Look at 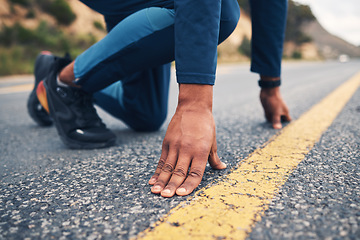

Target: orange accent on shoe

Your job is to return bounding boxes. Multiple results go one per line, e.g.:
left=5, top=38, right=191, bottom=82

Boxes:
left=41, top=51, right=52, bottom=56
left=36, top=81, right=50, bottom=113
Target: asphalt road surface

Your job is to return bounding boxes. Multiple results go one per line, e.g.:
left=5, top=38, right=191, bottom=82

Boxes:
left=0, top=60, right=359, bottom=239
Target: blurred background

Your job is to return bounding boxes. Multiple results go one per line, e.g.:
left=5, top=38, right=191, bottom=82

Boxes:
left=0, top=0, right=359, bottom=76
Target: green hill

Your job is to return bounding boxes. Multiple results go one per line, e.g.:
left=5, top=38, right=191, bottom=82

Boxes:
left=0, top=0, right=105, bottom=75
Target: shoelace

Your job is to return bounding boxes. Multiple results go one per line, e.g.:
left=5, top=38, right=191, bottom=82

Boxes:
left=72, top=90, right=105, bottom=128
left=54, top=56, right=105, bottom=129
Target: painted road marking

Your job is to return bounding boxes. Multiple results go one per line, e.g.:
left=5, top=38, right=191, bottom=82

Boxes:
left=0, top=83, right=33, bottom=95
left=136, top=71, right=360, bottom=240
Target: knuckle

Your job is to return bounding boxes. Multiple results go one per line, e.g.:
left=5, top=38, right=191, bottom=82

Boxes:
left=156, top=158, right=166, bottom=170
left=187, top=140, right=209, bottom=157
left=188, top=168, right=203, bottom=179
left=172, top=167, right=188, bottom=178
left=171, top=139, right=181, bottom=149
left=162, top=162, right=175, bottom=173
left=162, top=139, right=170, bottom=147
left=197, top=145, right=210, bottom=157
left=180, top=139, right=192, bottom=150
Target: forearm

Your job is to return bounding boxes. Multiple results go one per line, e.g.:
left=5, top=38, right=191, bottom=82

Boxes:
left=250, top=0, right=288, bottom=77
left=174, top=0, right=221, bottom=85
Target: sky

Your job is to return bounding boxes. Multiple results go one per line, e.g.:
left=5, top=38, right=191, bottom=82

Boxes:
left=294, top=0, right=360, bottom=46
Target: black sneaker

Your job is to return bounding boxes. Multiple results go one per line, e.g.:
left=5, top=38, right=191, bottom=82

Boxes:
left=27, top=51, right=56, bottom=126
left=41, top=56, right=116, bottom=149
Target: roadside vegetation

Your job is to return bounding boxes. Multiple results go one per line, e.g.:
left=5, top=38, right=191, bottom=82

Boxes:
left=0, top=21, right=97, bottom=75
left=0, top=0, right=97, bottom=75
left=237, top=0, right=314, bottom=44
left=0, top=0, right=316, bottom=76
left=9, top=0, right=76, bottom=26
left=237, top=0, right=315, bottom=59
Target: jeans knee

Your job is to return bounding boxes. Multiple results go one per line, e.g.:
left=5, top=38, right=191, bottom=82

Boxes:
left=219, top=0, right=240, bottom=43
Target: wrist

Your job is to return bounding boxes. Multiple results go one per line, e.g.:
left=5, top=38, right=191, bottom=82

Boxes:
left=258, top=76, right=281, bottom=89
left=258, top=79, right=281, bottom=89
left=260, top=86, right=281, bottom=98
left=260, top=76, right=280, bottom=81
left=177, top=84, right=213, bottom=112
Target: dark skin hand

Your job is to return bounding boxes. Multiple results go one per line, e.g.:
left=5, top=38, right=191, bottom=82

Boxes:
left=149, top=84, right=226, bottom=198
left=149, top=80, right=291, bottom=198
left=259, top=76, right=291, bottom=129
left=59, top=64, right=226, bottom=198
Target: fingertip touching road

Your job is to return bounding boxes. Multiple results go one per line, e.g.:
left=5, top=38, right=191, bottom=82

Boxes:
left=0, top=60, right=359, bottom=239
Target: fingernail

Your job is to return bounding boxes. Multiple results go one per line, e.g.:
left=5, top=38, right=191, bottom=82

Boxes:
left=177, top=188, right=186, bottom=194
left=149, top=177, right=156, bottom=184
left=152, top=185, right=161, bottom=192
left=221, top=162, right=227, bottom=168
left=162, top=189, right=171, bottom=194
left=273, top=123, right=282, bottom=129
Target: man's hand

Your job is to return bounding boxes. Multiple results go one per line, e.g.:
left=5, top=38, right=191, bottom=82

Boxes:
left=260, top=86, right=291, bottom=129
left=149, top=84, right=226, bottom=198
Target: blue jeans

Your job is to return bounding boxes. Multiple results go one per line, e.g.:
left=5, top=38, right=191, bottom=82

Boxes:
left=73, top=1, right=240, bottom=131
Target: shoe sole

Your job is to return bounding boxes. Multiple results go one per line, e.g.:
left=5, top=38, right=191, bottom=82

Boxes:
left=27, top=52, right=55, bottom=126
left=43, top=80, right=116, bottom=149
left=36, top=81, right=50, bottom=113
left=27, top=87, right=53, bottom=126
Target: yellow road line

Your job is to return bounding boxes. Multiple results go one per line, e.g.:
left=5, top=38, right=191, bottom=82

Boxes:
left=136, top=71, right=360, bottom=240
left=0, top=83, right=33, bottom=95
